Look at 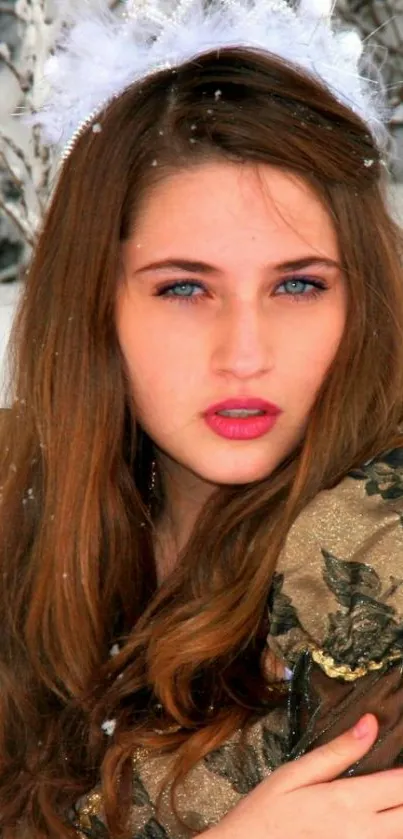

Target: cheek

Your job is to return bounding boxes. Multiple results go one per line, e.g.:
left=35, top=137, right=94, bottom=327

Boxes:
left=281, top=311, right=345, bottom=397
left=116, top=301, right=200, bottom=414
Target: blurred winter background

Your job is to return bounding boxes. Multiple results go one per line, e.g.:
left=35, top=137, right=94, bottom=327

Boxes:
left=0, top=0, right=403, bottom=402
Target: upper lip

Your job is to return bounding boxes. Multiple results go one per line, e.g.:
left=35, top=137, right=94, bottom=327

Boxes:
left=204, top=398, right=282, bottom=415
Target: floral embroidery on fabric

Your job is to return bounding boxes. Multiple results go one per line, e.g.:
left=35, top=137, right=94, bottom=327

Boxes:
left=321, top=549, right=403, bottom=667
left=260, top=725, right=289, bottom=771
left=267, top=572, right=301, bottom=636
left=204, top=742, right=263, bottom=794
left=349, top=448, right=403, bottom=501
left=133, top=772, right=153, bottom=808
left=76, top=814, right=109, bottom=839
left=133, top=818, right=170, bottom=838
left=75, top=447, right=403, bottom=838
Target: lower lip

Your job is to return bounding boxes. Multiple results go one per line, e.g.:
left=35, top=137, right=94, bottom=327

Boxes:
left=204, top=412, right=280, bottom=440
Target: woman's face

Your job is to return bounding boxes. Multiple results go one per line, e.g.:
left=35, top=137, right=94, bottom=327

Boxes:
left=117, top=161, right=347, bottom=487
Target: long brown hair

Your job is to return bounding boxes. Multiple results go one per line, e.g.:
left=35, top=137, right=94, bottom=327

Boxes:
left=1, top=47, right=403, bottom=838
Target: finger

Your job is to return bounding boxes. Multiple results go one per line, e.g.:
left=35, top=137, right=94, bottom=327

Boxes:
left=378, top=804, right=403, bottom=838
left=271, top=714, right=379, bottom=793
left=334, top=768, right=403, bottom=813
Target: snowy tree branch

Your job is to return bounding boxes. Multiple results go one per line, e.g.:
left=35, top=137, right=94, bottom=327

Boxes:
left=0, top=48, right=31, bottom=93
left=0, top=149, right=25, bottom=198
left=0, top=132, right=33, bottom=185
left=0, top=197, right=36, bottom=248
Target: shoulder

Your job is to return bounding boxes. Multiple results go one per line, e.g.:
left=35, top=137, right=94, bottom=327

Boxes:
left=267, top=447, right=403, bottom=680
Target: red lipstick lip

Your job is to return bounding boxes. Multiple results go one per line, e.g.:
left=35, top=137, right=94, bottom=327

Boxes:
left=204, top=398, right=282, bottom=416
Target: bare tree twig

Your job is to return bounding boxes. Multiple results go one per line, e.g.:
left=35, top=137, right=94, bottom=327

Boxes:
left=0, top=149, right=25, bottom=195
left=0, top=130, right=46, bottom=216
left=0, top=150, right=31, bottom=223
left=0, top=53, right=29, bottom=93
left=0, top=198, right=36, bottom=248
left=337, top=0, right=403, bottom=107
left=0, top=132, right=33, bottom=183
left=362, top=16, right=398, bottom=45
left=364, top=2, right=383, bottom=31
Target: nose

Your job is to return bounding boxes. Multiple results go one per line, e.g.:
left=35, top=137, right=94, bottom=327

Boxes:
left=212, top=299, right=273, bottom=380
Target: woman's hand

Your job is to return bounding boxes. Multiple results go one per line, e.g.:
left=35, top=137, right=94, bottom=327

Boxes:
left=203, top=714, right=403, bottom=839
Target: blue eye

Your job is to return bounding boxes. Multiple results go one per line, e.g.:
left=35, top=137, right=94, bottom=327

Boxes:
left=156, top=281, right=205, bottom=302
left=155, top=277, right=327, bottom=305
left=275, top=278, right=326, bottom=299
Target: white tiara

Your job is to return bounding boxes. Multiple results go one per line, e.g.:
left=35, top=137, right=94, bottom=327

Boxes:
left=34, top=0, right=388, bottom=156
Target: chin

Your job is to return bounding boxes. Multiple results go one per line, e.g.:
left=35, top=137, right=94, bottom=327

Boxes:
left=195, top=461, right=277, bottom=487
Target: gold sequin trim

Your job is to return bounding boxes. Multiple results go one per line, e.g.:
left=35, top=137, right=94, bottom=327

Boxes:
left=77, top=790, right=103, bottom=831
left=312, top=647, right=403, bottom=681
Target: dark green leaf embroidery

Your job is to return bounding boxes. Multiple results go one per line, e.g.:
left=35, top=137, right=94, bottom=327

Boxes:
left=132, top=772, right=152, bottom=808
left=322, top=550, right=403, bottom=667
left=323, top=550, right=382, bottom=606
left=133, top=817, right=169, bottom=838
left=348, top=450, right=403, bottom=500
left=204, top=742, right=262, bottom=794
left=181, top=811, right=209, bottom=832
left=268, top=573, right=301, bottom=636
left=261, top=725, right=289, bottom=771
left=384, top=449, right=403, bottom=467
left=78, top=815, right=109, bottom=839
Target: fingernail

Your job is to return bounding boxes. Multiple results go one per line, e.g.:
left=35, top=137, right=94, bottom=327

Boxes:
left=353, top=715, right=371, bottom=739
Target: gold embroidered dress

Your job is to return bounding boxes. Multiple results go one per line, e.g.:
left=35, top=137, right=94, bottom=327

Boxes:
left=76, top=448, right=403, bottom=838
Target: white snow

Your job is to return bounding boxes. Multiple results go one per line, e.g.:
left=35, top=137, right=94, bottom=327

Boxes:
left=101, top=718, right=116, bottom=736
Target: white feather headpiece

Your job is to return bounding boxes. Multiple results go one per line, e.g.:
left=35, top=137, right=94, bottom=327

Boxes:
left=35, top=0, right=387, bottom=156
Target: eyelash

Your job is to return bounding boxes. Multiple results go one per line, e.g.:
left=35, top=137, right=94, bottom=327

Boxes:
left=155, top=277, right=328, bottom=305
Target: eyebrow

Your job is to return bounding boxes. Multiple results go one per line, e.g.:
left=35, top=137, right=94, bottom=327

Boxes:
left=134, top=256, right=342, bottom=275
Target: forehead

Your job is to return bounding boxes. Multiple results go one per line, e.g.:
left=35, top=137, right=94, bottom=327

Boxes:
left=129, top=161, right=339, bottom=262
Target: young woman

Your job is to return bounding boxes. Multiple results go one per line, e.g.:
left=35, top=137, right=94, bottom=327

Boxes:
left=2, top=1, right=403, bottom=837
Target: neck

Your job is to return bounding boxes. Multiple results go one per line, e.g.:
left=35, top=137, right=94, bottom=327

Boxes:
left=153, top=452, right=216, bottom=582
